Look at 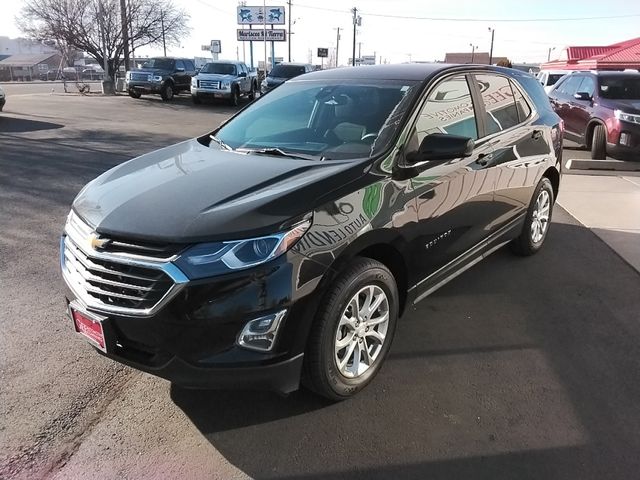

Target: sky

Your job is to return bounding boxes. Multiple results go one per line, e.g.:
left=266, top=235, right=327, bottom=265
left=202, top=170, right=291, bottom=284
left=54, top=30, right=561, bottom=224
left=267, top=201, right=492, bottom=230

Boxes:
left=2, top=0, right=640, bottom=66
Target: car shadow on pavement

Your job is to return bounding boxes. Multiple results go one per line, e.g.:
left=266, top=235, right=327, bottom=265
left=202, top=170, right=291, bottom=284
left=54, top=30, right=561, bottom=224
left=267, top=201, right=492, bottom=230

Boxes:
left=0, top=116, right=64, bottom=133
left=126, top=94, right=248, bottom=114
left=172, top=209, right=640, bottom=480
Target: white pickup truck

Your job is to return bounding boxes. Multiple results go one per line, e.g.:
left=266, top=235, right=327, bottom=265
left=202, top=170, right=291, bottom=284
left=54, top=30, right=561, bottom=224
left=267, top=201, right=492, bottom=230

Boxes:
left=190, top=60, right=258, bottom=106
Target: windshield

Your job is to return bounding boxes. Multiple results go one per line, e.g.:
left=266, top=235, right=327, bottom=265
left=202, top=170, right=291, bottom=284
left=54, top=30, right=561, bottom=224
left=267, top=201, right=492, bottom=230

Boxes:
left=599, top=76, right=640, bottom=99
left=214, top=79, right=419, bottom=160
left=269, top=65, right=307, bottom=78
left=141, top=58, right=174, bottom=70
left=548, top=74, right=565, bottom=86
left=201, top=63, right=237, bottom=75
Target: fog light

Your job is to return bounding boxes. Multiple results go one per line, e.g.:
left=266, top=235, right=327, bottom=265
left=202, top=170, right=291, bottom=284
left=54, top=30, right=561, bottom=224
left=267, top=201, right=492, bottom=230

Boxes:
left=237, top=310, right=287, bottom=352
left=620, top=132, right=631, bottom=146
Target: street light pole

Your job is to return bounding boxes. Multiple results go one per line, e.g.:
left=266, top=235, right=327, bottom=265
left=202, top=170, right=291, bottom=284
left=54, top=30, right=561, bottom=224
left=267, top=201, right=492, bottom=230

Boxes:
left=488, top=27, right=495, bottom=65
left=288, top=0, right=292, bottom=62
left=470, top=44, right=476, bottom=63
left=335, top=27, right=340, bottom=67
left=352, top=7, right=358, bottom=66
left=547, top=46, right=555, bottom=62
left=160, top=9, right=166, bottom=56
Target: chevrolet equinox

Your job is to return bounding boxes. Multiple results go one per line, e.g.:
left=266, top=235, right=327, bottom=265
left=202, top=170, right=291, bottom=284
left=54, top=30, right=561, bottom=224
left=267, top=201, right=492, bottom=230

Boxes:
left=61, top=64, right=563, bottom=400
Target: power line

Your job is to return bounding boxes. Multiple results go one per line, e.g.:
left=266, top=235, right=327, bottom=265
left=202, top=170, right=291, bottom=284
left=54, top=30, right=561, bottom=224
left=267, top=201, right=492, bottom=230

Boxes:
left=293, top=3, right=640, bottom=23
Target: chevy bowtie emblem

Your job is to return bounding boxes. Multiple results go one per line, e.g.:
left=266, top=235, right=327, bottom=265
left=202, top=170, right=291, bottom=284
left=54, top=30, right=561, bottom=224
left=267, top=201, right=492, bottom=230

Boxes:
left=88, top=233, right=110, bottom=250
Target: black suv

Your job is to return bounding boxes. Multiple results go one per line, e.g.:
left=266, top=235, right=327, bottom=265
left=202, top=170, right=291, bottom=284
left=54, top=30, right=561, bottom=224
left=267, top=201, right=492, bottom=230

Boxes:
left=549, top=71, right=640, bottom=160
left=62, top=64, right=563, bottom=400
left=260, top=62, right=314, bottom=94
left=126, top=57, right=197, bottom=101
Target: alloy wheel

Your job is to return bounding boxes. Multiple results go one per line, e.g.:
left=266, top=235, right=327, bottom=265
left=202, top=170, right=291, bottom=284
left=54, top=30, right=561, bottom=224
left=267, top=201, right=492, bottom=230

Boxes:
left=531, top=189, right=550, bottom=243
left=334, top=285, right=389, bottom=378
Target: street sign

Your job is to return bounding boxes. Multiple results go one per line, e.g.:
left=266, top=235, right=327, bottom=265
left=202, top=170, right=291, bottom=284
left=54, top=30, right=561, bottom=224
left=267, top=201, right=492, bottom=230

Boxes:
left=237, top=29, right=286, bottom=42
left=317, top=48, right=329, bottom=58
left=237, top=6, right=285, bottom=25
left=210, top=40, right=221, bottom=54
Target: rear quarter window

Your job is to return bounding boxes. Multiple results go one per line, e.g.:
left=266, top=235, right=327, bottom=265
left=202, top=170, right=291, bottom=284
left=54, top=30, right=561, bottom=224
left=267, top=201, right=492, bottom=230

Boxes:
left=513, top=74, right=553, bottom=112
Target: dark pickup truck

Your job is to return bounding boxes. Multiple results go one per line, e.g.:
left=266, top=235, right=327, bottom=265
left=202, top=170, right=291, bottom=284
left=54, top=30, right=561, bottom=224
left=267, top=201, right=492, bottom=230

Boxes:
left=126, top=57, right=197, bottom=101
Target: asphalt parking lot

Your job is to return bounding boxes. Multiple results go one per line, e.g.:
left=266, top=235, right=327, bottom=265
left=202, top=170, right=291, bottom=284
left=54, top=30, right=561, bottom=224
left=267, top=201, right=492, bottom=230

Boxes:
left=1, top=85, right=640, bottom=480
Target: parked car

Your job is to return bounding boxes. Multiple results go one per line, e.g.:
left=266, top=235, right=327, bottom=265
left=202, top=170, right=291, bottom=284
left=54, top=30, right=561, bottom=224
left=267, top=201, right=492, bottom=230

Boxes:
left=260, top=62, right=314, bottom=94
left=82, top=68, right=104, bottom=81
left=549, top=70, right=640, bottom=160
left=40, top=70, right=62, bottom=81
left=190, top=60, right=258, bottom=106
left=0, top=85, right=5, bottom=111
left=537, top=70, right=573, bottom=94
left=61, top=64, right=562, bottom=400
left=126, top=57, right=197, bottom=101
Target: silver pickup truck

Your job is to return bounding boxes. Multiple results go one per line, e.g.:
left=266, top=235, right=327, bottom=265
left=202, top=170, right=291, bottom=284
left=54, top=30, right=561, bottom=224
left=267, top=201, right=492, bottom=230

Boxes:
left=190, top=60, right=258, bottom=106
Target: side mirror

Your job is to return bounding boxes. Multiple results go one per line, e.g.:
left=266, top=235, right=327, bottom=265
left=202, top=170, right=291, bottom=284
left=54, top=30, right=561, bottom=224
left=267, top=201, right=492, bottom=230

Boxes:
left=574, top=91, right=592, bottom=101
left=406, top=133, right=474, bottom=165
left=238, top=71, right=247, bottom=78
left=176, top=67, right=185, bottom=73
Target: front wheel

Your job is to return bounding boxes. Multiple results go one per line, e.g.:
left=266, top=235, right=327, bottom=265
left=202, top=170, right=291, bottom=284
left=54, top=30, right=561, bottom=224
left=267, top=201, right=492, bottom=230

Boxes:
left=510, top=177, right=554, bottom=256
left=228, top=86, right=239, bottom=106
left=303, top=258, right=399, bottom=401
left=160, top=82, right=174, bottom=101
left=128, top=89, right=141, bottom=99
left=591, top=124, right=606, bottom=160
left=248, top=82, right=256, bottom=100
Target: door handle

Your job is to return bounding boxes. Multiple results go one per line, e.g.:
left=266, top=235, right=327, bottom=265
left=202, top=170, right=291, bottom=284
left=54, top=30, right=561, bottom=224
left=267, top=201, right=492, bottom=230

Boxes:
left=531, top=130, right=543, bottom=140
left=476, top=153, right=493, bottom=167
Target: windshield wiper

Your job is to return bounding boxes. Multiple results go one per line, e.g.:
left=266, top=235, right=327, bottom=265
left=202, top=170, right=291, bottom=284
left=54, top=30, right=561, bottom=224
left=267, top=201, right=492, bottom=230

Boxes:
left=209, top=135, right=232, bottom=151
left=238, top=147, right=319, bottom=161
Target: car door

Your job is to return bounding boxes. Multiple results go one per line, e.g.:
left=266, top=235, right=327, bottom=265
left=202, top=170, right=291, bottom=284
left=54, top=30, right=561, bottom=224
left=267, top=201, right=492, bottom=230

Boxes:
left=550, top=74, right=584, bottom=138
left=569, top=75, right=596, bottom=142
left=473, top=72, right=553, bottom=235
left=405, top=73, right=499, bottom=297
left=174, top=60, right=187, bottom=89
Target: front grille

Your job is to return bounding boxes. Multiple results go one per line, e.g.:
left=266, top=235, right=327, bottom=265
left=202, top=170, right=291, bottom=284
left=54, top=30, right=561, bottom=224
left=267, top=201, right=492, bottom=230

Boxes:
left=199, top=80, right=220, bottom=89
left=100, top=237, right=184, bottom=259
left=130, top=72, right=151, bottom=81
left=62, top=237, right=174, bottom=311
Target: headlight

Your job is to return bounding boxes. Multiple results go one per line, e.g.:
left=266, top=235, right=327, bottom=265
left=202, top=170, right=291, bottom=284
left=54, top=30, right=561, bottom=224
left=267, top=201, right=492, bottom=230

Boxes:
left=614, top=109, right=640, bottom=124
left=261, top=79, right=267, bottom=87
left=152, top=75, right=163, bottom=82
left=222, top=80, right=231, bottom=89
left=191, top=78, right=197, bottom=87
left=125, top=71, right=131, bottom=79
left=174, top=219, right=311, bottom=279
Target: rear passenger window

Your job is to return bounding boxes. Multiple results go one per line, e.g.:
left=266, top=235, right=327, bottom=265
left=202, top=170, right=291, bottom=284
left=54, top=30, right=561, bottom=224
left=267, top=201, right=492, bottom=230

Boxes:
left=510, top=80, right=532, bottom=122
left=475, top=74, right=520, bottom=134
left=415, top=75, right=478, bottom=141
left=559, top=75, right=582, bottom=96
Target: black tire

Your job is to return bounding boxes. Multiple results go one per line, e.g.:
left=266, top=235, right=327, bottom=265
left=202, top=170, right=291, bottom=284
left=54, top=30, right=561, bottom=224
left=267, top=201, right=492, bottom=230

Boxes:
left=229, top=86, right=239, bottom=106
left=191, top=94, right=201, bottom=104
left=128, top=89, right=141, bottom=99
left=591, top=124, right=606, bottom=160
left=303, top=257, right=399, bottom=401
left=248, top=82, right=256, bottom=100
left=510, top=177, right=554, bottom=256
left=160, top=82, right=174, bottom=101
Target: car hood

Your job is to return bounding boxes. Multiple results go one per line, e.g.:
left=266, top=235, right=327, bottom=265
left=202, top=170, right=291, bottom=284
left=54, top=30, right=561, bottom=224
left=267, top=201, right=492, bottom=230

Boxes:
left=73, top=138, right=368, bottom=243
left=266, top=76, right=288, bottom=86
left=196, top=73, right=237, bottom=81
left=600, top=98, right=640, bottom=114
left=129, top=67, right=172, bottom=75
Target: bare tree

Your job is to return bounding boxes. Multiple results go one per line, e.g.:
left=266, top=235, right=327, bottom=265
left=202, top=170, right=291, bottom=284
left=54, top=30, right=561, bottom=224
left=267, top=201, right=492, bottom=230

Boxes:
left=17, top=0, right=189, bottom=80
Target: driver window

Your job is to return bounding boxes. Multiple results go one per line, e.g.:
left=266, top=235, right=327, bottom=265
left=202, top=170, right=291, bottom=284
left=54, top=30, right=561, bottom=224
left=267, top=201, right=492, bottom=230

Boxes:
left=413, top=75, right=479, bottom=147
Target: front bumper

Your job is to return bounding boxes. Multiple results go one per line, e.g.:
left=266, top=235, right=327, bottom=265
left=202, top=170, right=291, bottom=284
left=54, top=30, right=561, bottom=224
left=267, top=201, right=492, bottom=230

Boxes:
left=62, top=238, right=322, bottom=394
left=191, top=87, right=232, bottom=99
left=126, top=80, right=162, bottom=94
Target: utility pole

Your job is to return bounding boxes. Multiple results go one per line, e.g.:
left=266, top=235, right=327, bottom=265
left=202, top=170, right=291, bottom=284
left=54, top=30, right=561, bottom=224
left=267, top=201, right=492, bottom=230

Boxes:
left=263, top=0, right=267, bottom=74
left=128, top=0, right=135, bottom=67
left=547, top=46, right=555, bottom=62
left=160, top=9, right=167, bottom=56
left=288, top=0, right=292, bottom=62
left=358, top=41, right=362, bottom=59
left=470, top=44, right=476, bottom=63
left=119, top=0, right=130, bottom=70
left=351, top=7, right=358, bottom=66
left=335, top=27, right=340, bottom=67
left=488, top=27, right=495, bottom=65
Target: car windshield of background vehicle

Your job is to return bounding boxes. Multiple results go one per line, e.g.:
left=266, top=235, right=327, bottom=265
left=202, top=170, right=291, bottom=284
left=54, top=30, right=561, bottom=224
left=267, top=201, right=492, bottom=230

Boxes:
left=200, top=63, right=237, bottom=75
left=141, top=58, right=174, bottom=70
left=548, top=74, right=565, bottom=86
left=270, top=65, right=307, bottom=78
left=599, top=76, right=640, bottom=99
left=215, top=79, right=420, bottom=160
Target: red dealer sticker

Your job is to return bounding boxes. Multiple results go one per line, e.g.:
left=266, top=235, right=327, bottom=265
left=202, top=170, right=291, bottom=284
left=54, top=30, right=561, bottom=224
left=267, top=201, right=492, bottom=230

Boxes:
left=70, top=305, right=106, bottom=352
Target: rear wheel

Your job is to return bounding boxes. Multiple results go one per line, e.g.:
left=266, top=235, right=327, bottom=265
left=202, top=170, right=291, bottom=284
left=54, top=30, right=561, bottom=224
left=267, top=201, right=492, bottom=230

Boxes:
left=160, top=82, right=174, bottom=101
left=591, top=124, right=606, bottom=160
left=510, top=177, right=554, bottom=256
left=303, top=258, right=399, bottom=401
left=128, top=89, right=141, bottom=99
